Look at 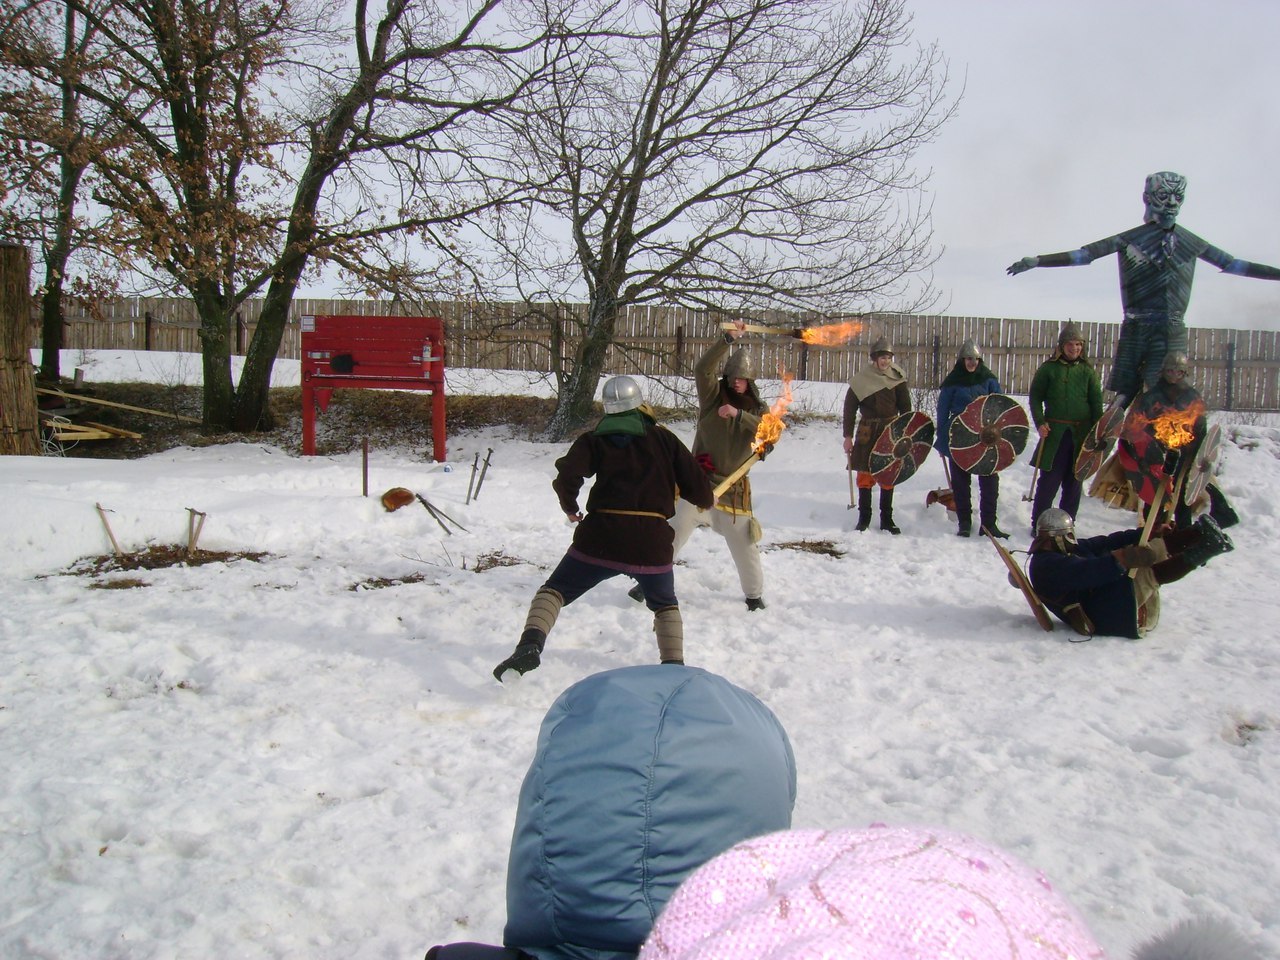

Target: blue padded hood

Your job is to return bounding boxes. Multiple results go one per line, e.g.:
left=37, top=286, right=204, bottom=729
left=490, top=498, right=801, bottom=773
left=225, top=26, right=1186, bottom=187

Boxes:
left=503, top=665, right=796, bottom=960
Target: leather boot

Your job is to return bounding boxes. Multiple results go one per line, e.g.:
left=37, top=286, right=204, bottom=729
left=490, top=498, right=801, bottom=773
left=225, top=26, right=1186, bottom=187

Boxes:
left=1181, top=515, right=1234, bottom=567
left=879, top=488, right=900, bottom=535
left=493, top=628, right=546, bottom=682
left=855, top=487, right=872, bottom=532
left=956, top=512, right=971, bottom=537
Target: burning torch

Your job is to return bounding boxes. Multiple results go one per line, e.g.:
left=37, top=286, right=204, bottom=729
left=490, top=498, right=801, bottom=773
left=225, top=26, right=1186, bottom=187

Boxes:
left=711, top=370, right=795, bottom=499
left=719, top=319, right=865, bottom=346
left=1127, top=399, right=1205, bottom=577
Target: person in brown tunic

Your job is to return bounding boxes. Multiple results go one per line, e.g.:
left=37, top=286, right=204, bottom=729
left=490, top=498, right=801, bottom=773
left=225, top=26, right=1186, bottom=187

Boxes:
left=493, top=376, right=715, bottom=681
left=842, top=337, right=911, bottom=534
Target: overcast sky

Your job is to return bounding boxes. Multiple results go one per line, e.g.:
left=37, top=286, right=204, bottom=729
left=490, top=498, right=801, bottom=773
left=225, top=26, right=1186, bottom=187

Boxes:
left=902, top=0, right=1280, bottom=330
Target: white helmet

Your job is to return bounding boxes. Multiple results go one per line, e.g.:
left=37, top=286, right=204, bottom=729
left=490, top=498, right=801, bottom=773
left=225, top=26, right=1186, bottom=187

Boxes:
left=601, top=376, right=643, bottom=413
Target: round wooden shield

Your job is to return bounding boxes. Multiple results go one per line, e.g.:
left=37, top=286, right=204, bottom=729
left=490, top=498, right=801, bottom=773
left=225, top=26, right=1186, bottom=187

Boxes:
left=947, top=394, right=1029, bottom=475
left=869, top=410, right=935, bottom=487
left=1183, top=423, right=1222, bottom=505
left=1073, top=403, right=1125, bottom=482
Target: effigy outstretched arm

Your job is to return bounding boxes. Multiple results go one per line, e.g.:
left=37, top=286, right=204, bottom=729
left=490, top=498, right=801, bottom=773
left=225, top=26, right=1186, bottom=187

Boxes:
left=1007, top=249, right=1093, bottom=275
left=1222, top=258, right=1280, bottom=280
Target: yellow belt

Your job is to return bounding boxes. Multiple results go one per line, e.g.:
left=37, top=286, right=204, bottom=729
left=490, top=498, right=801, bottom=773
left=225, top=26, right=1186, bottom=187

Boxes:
left=595, top=508, right=668, bottom=520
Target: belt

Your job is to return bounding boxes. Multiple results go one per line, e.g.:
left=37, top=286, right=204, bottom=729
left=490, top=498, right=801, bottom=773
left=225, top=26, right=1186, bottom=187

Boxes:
left=595, top=508, right=668, bottom=520
left=1123, top=310, right=1184, bottom=321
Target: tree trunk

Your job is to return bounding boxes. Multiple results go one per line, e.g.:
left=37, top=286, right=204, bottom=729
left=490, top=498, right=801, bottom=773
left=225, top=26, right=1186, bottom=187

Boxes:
left=230, top=279, right=298, bottom=432
left=541, top=292, right=618, bottom=440
left=0, top=243, right=41, bottom=456
left=194, top=291, right=235, bottom=430
left=38, top=281, right=65, bottom=383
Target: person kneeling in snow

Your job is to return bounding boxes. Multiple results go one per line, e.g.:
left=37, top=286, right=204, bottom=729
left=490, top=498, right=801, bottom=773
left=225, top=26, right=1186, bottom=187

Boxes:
left=425, top=664, right=796, bottom=960
left=1027, top=507, right=1233, bottom=639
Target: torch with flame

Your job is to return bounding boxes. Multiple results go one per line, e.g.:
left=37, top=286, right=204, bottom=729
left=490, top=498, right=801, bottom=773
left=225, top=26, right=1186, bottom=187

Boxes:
left=1126, top=398, right=1207, bottom=574
left=711, top=370, right=795, bottom=498
left=719, top=319, right=865, bottom=345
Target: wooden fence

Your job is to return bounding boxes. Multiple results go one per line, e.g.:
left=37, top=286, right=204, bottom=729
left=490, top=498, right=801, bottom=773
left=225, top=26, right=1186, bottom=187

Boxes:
left=41, top=297, right=1280, bottom=411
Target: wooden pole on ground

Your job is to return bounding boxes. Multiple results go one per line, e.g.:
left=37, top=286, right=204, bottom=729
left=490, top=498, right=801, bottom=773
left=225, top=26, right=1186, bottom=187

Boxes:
left=0, top=243, right=40, bottom=456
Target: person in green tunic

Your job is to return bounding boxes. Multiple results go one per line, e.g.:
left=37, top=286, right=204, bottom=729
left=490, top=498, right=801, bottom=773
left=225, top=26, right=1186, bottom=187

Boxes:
left=1028, top=323, right=1104, bottom=534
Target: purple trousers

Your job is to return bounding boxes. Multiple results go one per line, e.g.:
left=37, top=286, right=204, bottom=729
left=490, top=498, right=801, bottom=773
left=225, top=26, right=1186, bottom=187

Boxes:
left=1031, top=429, right=1082, bottom=526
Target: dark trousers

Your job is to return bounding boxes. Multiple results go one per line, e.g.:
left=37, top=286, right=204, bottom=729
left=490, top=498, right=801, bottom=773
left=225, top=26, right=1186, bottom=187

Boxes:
left=545, top=553, right=678, bottom=609
left=1031, top=430, right=1082, bottom=525
left=949, top=458, right=998, bottom=524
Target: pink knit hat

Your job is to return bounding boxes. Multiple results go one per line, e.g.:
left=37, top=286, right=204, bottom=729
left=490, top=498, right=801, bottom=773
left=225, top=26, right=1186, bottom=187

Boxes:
left=639, top=825, right=1106, bottom=960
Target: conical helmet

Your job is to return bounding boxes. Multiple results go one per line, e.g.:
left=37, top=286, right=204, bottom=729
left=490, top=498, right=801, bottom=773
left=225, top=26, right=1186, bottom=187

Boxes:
left=1058, top=322, right=1085, bottom=346
left=869, top=336, right=893, bottom=358
left=956, top=339, right=982, bottom=361
left=600, top=375, right=643, bottom=413
left=1162, top=351, right=1190, bottom=375
left=722, top=348, right=756, bottom=381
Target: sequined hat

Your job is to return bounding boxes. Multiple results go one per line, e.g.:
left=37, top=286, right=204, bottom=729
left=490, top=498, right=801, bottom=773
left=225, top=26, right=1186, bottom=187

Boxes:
left=639, top=825, right=1105, bottom=960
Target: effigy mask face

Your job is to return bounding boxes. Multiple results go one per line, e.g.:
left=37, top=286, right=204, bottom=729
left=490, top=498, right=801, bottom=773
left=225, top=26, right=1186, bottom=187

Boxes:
left=1143, top=171, right=1186, bottom=228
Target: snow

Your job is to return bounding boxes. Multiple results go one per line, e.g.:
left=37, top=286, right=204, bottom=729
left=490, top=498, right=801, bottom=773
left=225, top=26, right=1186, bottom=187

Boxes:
left=2, top=350, right=1278, bottom=958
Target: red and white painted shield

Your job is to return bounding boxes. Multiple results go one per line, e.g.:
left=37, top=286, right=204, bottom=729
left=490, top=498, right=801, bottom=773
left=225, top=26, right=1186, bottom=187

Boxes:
left=1183, top=423, right=1222, bottom=505
left=1073, top=402, right=1126, bottom=482
left=869, top=410, right=935, bottom=487
left=947, top=394, right=1030, bottom=476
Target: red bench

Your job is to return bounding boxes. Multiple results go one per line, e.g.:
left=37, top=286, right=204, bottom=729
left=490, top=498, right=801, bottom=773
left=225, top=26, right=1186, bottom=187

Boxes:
left=300, top=314, right=447, bottom=461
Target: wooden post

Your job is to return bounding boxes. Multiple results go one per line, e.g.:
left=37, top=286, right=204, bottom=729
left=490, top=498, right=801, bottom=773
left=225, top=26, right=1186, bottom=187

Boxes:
left=0, top=243, right=40, bottom=456
left=1224, top=341, right=1236, bottom=412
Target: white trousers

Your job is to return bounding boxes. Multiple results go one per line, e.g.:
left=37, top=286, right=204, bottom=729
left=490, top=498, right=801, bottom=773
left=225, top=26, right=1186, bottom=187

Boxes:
left=670, top=500, right=764, bottom=600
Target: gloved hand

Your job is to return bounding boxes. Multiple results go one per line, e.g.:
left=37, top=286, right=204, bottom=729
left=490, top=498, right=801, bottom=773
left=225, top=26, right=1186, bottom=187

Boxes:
left=696, top=452, right=716, bottom=474
left=1115, top=543, right=1158, bottom=569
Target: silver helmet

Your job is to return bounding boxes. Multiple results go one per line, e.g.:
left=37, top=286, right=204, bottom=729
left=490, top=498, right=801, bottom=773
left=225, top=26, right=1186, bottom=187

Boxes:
left=1058, top=322, right=1085, bottom=347
left=1034, top=508, right=1076, bottom=547
left=601, top=375, right=643, bottom=413
left=957, top=339, right=982, bottom=361
left=722, top=347, right=756, bottom=381
left=870, top=336, right=893, bottom=358
left=1162, top=351, right=1190, bottom=376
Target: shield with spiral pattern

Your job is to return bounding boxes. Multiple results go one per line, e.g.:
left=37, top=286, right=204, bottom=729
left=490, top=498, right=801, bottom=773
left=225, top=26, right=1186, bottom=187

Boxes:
left=947, top=394, right=1030, bottom=475
left=869, top=410, right=935, bottom=487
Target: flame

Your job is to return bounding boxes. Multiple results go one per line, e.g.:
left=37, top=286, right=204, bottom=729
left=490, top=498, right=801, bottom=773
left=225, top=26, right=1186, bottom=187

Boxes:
left=799, top=320, right=864, bottom=346
left=1130, top=399, right=1205, bottom=449
left=752, top=368, right=795, bottom=455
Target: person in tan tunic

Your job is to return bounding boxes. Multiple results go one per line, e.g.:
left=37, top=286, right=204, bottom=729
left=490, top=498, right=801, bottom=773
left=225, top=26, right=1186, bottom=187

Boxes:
left=633, top=321, right=769, bottom=610
left=842, top=337, right=911, bottom=534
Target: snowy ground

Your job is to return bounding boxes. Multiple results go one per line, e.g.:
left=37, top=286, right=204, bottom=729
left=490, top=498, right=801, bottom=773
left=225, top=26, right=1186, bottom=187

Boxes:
left=2, top=351, right=1277, bottom=958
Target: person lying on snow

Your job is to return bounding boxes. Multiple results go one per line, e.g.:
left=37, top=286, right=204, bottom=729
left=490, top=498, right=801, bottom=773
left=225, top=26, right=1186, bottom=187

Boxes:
left=425, top=664, right=796, bottom=960
left=1028, top=507, right=1233, bottom=639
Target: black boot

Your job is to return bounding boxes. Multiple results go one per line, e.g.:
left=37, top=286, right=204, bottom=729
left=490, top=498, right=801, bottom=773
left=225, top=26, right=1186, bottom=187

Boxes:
left=493, top=629, right=545, bottom=682
left=627, top=583, right=645, bottom=603
left=745, top=597, right=767, bottom=612
left=879, top=488, right=900, bottom=535
left=982, top=520, right=1009, bottom=539
left=956, top=512, right=971, bottom=537
left=1207, top=482, right=1240, bottom=529
left=855, top=487, right=872, bottom=532
left=1181, top=515, right=1234, bottom=567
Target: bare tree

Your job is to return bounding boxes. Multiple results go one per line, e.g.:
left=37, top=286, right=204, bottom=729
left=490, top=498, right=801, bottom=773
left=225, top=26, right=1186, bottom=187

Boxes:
left=491, top=0, right=954, bottom=439
left=2, top=0, right=587, bottom=430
